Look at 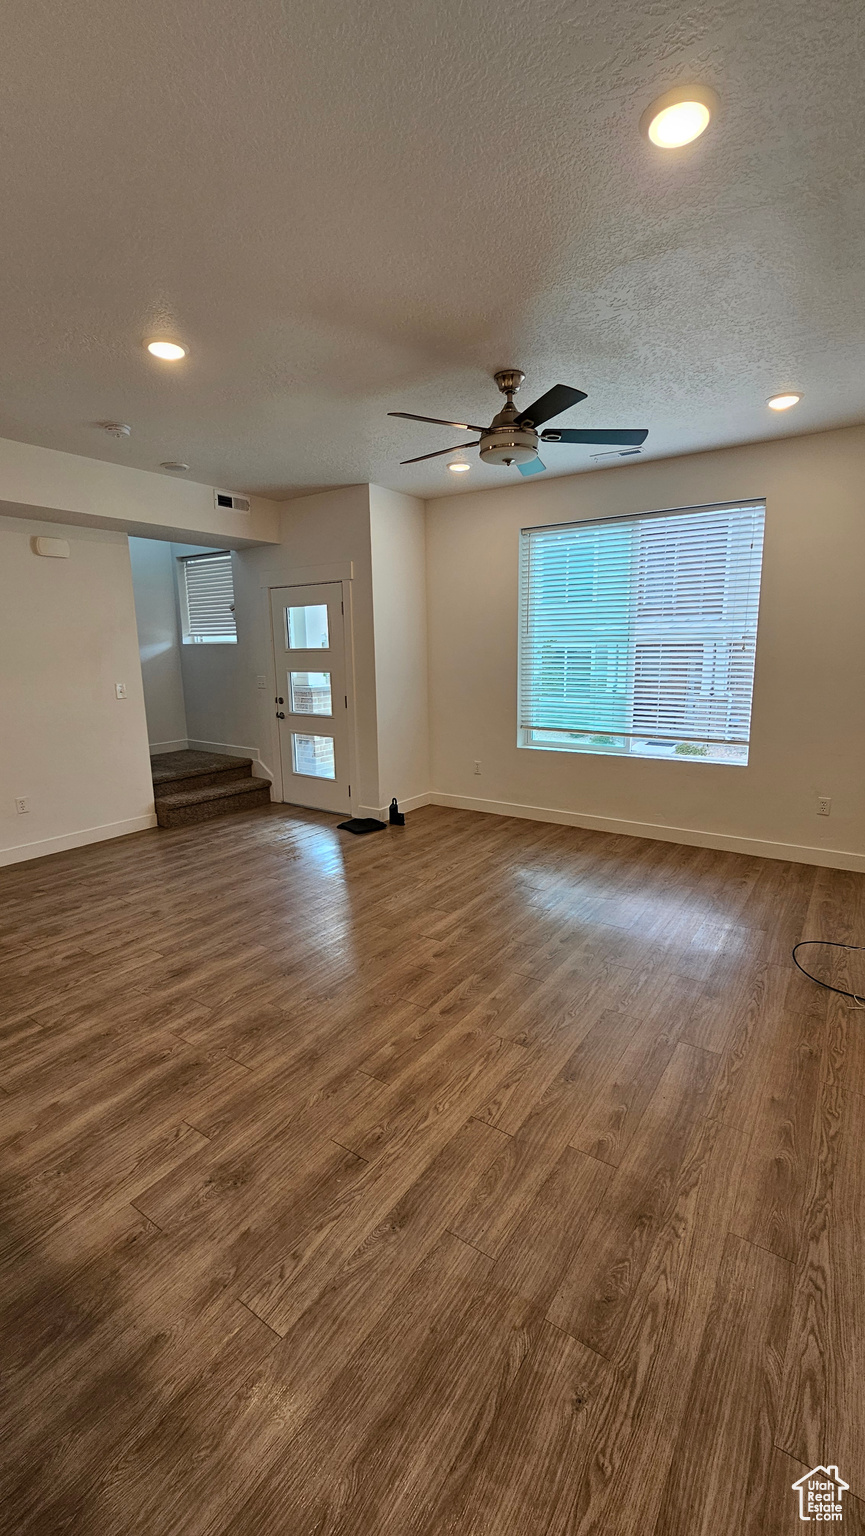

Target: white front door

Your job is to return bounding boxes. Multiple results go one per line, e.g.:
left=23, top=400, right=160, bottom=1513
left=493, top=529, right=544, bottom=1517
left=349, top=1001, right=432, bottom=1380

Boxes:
left=270, top=582, right=352, bottom=814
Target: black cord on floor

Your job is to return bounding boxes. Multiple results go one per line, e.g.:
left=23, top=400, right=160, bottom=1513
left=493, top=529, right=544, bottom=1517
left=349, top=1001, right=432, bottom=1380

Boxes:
left=792, top=939, right=865, bottom=1002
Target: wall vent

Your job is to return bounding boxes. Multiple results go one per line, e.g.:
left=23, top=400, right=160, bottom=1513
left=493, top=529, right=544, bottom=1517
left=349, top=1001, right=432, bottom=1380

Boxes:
left=214, top=490, right=251, bottom=513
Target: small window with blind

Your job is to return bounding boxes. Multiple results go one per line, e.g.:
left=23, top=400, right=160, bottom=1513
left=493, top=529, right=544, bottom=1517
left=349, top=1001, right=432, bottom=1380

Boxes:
left=518, top=501, right=765, bottom=765
left=179, top=551, right=237, bottom=644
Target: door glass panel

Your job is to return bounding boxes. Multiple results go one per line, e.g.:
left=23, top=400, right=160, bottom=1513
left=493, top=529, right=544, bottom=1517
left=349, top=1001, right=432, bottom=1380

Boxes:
left=286, top=604, right=329, bottom=650
left=292, top=733, right=336, bottom=779
left=289, top=670, right=332, bottom=716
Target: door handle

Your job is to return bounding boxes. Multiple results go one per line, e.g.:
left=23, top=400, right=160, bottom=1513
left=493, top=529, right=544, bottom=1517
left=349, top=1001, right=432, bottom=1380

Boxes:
left=276, top=711, right=285, bottom=719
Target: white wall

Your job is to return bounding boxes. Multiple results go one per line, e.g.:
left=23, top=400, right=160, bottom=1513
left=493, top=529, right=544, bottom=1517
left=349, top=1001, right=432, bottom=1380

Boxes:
left=425, top=425, right=865, bottom=869
left=128, top=538, right=188, bottom=751
left=178, top=483, right=431, bottom=816
left=171, top=541, right=255, bottom=764
left=0, top=516, right=155, bottom=866
left=0, top=434, right=280, bottom=546
left=176, top=486, right=382, bottom=811
left=369, top=486, right=430, bottom=811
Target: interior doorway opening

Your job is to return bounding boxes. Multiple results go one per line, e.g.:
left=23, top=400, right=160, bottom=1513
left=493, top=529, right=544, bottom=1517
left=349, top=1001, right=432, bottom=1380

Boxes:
left=129, top=535, right=274, bottom=828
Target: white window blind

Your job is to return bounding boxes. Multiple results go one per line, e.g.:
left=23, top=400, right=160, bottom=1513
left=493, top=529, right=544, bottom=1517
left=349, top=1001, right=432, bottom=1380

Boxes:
left=180, top=551, right=237, bottom=644
left=518, top=501, right=765, bottom=765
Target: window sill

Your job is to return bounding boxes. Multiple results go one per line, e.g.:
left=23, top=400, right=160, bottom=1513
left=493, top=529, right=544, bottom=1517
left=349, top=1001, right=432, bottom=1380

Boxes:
left=519, top=737, right=748, bottom=767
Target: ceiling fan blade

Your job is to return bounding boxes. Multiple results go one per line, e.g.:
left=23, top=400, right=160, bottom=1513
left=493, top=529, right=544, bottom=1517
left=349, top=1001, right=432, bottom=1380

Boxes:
left=541, top=428, right=649, bottom=446
left=517, top=458, right=547, bottom=477
left=516, top=385, right=587, bottom=429
left=389, top=412, right=488, bottom=433
left=400, top=441, right=481, bottom=465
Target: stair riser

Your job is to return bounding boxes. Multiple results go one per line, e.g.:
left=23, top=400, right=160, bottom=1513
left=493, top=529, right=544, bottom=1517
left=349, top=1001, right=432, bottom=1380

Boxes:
left=156, top=786, right=272, bottom=829
left=154, top=767, right=254, bottom=798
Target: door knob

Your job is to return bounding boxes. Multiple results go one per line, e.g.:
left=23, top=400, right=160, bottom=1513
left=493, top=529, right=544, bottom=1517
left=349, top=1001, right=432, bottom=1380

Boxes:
left=276, top=711, right=285, bottom=719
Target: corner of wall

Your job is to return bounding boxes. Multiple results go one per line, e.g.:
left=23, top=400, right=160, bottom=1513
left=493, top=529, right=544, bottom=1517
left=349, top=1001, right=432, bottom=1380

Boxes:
left=368, top=484, right=431, bottom=810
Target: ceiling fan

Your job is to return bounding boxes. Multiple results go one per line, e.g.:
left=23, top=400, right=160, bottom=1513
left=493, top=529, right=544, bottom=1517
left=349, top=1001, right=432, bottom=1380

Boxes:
left=389, top=369, right=648, bottom=476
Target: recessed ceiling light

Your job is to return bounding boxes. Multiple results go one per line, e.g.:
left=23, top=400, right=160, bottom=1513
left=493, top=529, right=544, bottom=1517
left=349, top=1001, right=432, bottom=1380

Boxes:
left=767, top=391, right=802, bottom=411
left=448, top=461, right=471, bottom=473
left=160, top=460, right=190, bottom=472
left=146, top=340, right=187, bottom=361
left=640, top=85, right=719, bottom=148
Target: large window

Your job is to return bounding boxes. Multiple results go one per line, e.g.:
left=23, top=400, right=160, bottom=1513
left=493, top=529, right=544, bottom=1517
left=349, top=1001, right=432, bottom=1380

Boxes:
left=518, top=501, right=765, bottom=765
left=179, top=551, right=237, bottom=644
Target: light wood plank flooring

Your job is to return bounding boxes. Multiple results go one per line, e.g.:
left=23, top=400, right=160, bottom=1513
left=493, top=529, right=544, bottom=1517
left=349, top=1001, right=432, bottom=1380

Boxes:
left=1, top=803, right=864, bottom=1534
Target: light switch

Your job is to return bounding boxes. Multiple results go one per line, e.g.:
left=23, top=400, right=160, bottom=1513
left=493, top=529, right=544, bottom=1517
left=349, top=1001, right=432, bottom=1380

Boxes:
left=256, top=675, right=267, bottom=689
left=115, top=682, right=127, bottom=699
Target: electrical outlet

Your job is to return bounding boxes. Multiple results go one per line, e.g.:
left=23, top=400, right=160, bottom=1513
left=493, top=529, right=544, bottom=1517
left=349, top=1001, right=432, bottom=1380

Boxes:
left=15, top=797, right=30, bottom=814
left=256, top=675, right=267, bottom=689
left=817, top=796, right=832, bottom=817
left=114, top=682, right=127, bottom=699
left=474, top=760, right=481, bottom=775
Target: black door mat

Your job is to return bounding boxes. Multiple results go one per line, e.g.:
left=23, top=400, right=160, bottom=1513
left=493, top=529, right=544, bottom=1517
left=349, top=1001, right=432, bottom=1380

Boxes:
left=337, top=817, right=387, bottom=835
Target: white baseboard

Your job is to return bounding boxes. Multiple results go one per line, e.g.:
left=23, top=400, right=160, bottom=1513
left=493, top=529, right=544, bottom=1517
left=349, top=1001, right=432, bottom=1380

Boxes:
left=357, top=792, right=433, bottom=820
left=149, top=738, right=188, bottom=754
left=6, top=792, right=856, bottom=872
left=428, top=792, right=865, bottom=872
left=0, top=813, right=158, bottom=868
left=187, top=740, right=274, bottom=788
left=394, top=791, right=433, bottom=813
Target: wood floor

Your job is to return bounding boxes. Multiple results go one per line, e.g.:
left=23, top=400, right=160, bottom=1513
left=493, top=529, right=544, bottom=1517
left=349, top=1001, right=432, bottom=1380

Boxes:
left=2, top=803, right=864, bottom=1535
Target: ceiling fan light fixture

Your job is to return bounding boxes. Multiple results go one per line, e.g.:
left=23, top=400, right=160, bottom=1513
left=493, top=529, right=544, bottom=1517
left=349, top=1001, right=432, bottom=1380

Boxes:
left=640, top=85, right=719, bottom=147
left=479, top=429, right=538, bottom=466
left=767, top=391, right=802, bottom=411
left=146, top=339, right=187, bottom=361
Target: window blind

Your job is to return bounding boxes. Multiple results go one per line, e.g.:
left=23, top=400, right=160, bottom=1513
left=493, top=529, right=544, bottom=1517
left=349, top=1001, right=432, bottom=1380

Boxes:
left=518, top=501, right=765, bottom=764
left=180, top=551, right=237, bottom=643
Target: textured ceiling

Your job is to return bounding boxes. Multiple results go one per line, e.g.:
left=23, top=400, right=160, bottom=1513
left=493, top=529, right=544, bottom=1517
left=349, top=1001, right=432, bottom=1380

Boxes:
left=0, top=0, right=863, bottom=500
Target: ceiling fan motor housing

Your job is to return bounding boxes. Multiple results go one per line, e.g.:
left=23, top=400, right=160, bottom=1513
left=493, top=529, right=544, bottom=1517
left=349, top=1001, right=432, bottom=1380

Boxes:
left=480, top=396, right=538, bottom=465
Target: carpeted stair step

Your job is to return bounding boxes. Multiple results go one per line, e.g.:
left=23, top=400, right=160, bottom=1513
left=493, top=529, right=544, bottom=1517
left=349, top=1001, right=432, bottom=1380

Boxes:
left=150, top=748, right=272, bottom=828
left=154, top=776, right=272, bottom=829
left=151, top=749, right=255, bottom=798
left=153, top=765, right=253, bottom=796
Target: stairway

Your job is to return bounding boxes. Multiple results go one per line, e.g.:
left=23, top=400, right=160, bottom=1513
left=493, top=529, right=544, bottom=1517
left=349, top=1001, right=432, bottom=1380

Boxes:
left=151, top=749, right=272, bottom=829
